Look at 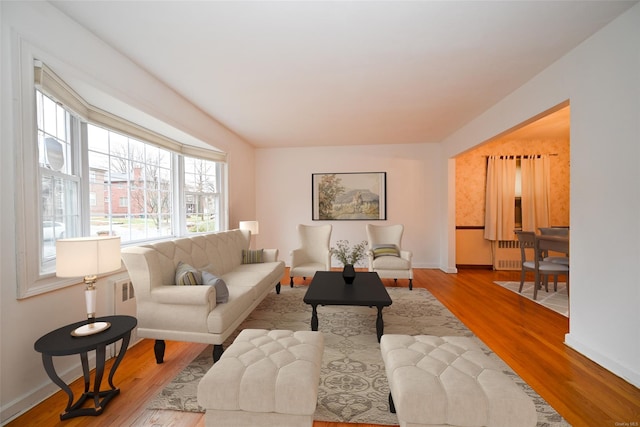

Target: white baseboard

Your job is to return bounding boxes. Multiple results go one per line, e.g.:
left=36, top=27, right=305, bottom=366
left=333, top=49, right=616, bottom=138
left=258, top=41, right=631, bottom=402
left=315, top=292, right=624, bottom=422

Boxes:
left=565, top=333, right=640, bottom=388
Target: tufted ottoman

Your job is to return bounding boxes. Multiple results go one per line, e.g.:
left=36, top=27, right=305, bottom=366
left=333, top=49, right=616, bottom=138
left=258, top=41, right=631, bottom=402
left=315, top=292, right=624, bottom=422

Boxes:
left=380, top=335, right=537, bottom=427
left=197, top=329, right=324, bottom=427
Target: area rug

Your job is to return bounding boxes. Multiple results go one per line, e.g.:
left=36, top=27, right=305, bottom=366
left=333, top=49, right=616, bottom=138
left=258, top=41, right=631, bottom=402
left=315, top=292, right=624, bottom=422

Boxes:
left=494, top=281, right=569, bottom=317
left=147, top=286, right=569, bottom=426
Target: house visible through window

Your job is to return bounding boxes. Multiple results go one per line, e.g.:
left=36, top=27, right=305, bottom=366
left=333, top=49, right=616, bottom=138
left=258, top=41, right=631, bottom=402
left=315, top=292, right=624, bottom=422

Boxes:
left=87, top=124, right=173, bottom=242
left=184, top=156, right=222, bottom=233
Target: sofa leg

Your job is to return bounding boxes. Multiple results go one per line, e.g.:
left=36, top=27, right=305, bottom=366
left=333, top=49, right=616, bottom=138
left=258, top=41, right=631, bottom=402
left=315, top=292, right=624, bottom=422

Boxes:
left=389, top=392, right=396, bottom=413
left=276, top=282, right=281, bottom=294
left=154, top=340, right=165, bottom=364
left=409, top=278, right=413, bottom=290
left=290, top=277, right=294, bottom=287
left=213, top=344, right=224, bottom=362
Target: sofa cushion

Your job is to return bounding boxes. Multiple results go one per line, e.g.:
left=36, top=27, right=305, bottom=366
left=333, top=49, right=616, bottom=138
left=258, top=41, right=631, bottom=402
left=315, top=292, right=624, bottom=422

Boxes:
left=373, top=255, right=410, bottom=270
left=207, top=286, right=256, bottom=334
left=202, top=270, right=229, bottom=303
left=242, top=249, right=264, bottom=264
left=175, top=261, right=202, bottom=285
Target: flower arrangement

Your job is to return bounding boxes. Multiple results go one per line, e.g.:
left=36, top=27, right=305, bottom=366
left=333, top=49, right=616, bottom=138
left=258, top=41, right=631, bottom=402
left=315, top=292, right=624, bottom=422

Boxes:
left=331, top=239, right=368, bottom=266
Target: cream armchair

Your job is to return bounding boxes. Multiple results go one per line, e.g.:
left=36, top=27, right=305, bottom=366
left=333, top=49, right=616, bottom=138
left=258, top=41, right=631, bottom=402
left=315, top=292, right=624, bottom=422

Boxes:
left=289, top=224, right=332, bottom=286
left=366, top=224, right=413, bottom=290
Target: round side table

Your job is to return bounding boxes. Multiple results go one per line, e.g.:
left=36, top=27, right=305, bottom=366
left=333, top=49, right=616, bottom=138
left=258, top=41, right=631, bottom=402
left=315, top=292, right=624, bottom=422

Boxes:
left=34, top=315, right=137, bottom=420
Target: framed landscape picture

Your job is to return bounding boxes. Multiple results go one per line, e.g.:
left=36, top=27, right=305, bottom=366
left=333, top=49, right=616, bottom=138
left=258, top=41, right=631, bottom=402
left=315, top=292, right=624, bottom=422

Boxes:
left=312, top=172, right=386, bottom=220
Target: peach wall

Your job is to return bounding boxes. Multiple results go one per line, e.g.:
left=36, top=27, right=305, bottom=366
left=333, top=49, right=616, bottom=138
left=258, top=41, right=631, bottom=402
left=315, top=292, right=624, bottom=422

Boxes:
left=455, top=138, right=570, bottom=227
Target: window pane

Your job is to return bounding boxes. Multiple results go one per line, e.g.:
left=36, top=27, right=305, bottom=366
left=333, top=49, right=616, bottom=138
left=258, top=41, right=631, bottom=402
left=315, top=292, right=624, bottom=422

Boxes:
left=42, top=95, right=58, bottom=137
left=184, top=156, right=220, bottom=234
left=129, top=139, right=145, bottom=161
left=109, top=132, right=129, bottom=158
left=36, top=90, right=80, bottom=269
left=88, top=125, right=109, bottom=154
left=41, top=174, right=79, bottom=263
left=37, top=92, right=73, bottom=175
left=56, top=104, right=68, bottom=140
left=88, top=124, right=174, bottom=242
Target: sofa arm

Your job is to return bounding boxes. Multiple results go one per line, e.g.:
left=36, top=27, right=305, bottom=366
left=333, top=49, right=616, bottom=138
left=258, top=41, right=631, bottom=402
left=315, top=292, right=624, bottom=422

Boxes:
left=262, top=248, right=279, bottom=262
left=151, top=285, right=216, bottom=308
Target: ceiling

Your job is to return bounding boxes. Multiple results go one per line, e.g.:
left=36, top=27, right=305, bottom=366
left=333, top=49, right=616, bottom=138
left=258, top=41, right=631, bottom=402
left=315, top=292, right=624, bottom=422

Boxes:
left=50, top=1, right=636, bottom=148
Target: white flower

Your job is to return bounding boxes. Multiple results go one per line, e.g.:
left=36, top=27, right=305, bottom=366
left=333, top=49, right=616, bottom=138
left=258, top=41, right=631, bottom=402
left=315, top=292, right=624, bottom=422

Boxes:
left=330, top=240, right=368, bottom=266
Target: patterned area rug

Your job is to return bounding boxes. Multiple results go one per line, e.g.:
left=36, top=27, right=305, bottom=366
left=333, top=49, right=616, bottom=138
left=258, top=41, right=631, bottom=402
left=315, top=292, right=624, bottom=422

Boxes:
left=147, top=286, right=569, bottom=426
left=494, top=281, right=569, bottom=317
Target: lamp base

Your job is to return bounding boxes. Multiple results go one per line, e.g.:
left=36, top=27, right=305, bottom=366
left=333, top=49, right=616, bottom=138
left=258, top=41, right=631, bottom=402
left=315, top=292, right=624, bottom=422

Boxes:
left=71, top=321, right=111, bottom=337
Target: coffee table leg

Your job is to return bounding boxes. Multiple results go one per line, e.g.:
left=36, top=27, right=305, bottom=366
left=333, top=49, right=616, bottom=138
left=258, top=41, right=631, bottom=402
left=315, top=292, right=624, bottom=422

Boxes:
left=376, top=306, right=384, bottom=342
left=311, top=304, right=319, bottom=331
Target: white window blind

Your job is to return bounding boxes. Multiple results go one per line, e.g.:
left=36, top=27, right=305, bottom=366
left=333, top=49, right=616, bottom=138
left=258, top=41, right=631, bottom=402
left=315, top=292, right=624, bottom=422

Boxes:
left=34, top=61, right=227, bottom=163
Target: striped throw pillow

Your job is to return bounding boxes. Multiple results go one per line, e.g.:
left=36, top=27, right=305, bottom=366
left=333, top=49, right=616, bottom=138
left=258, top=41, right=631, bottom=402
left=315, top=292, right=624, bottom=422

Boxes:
left=242, top=249, right=264, bottom=264
left=175, top=261, right=202, bottom=285
left=372, top=244, right=400, bottom=258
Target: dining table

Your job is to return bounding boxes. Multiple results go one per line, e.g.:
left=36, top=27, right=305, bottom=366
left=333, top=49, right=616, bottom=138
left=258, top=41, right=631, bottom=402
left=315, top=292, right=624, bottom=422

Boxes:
left=536, top=234, right=569, bottom=256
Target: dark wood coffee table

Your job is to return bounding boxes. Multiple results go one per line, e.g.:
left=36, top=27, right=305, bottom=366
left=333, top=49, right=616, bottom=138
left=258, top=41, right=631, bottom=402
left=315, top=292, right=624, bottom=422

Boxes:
left=303, top=271, right=392, bottom=342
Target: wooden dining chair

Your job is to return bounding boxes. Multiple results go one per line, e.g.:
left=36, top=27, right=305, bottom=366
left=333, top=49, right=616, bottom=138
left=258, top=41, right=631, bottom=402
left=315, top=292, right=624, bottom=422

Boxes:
left=515, top=230, right=570, bottom=300
left=538, top=227, right=570, bottom=266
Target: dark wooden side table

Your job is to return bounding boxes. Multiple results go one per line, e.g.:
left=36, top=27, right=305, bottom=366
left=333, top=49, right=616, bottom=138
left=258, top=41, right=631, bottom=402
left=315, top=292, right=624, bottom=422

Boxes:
left=34, top=315, right=137, bottom=420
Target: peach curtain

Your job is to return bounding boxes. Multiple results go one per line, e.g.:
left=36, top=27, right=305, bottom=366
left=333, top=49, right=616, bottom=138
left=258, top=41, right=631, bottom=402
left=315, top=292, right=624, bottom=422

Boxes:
left=521, top=155, right=550, bottom=231
left=484, top=156, right=516, bottom=241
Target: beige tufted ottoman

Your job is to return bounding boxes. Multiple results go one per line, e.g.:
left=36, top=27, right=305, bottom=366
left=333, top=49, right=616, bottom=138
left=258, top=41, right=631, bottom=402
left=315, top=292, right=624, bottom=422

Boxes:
left=380, top=335, right=537, bottom=427
left=197, top=329, right=324, bottom=427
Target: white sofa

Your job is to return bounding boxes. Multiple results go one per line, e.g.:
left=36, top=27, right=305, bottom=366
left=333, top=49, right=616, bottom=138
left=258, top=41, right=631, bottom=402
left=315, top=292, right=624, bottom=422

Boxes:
left=121, top=229, right=285, bottom=364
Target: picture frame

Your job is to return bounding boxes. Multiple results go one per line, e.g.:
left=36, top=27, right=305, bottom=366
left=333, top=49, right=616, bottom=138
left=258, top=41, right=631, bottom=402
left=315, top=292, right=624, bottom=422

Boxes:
left=312, top=172, right=387, bottom=220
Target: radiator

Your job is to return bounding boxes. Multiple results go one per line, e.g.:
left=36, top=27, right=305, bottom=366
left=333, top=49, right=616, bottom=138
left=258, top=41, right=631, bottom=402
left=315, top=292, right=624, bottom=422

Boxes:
left=108, top=275, right=140, bottom=356
left=493, top=240, right=523, bottom=270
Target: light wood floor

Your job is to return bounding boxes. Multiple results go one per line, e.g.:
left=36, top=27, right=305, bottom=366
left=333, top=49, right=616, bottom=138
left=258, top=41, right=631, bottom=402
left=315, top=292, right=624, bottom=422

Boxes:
left=7, top=268, right=640, bottom=427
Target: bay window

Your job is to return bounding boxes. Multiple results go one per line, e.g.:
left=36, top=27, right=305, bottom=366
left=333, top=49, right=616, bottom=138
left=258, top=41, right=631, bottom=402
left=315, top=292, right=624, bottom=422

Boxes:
left=18, top=59, right=227, bottom=298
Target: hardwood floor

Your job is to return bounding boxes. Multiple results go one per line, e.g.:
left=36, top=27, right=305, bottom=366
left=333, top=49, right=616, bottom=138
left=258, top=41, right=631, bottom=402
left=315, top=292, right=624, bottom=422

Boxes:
left=7, top=268, right=639, bottom=427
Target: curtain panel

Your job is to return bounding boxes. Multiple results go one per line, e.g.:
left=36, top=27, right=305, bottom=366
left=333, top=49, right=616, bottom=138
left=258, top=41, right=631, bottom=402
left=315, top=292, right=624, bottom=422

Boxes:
left=521, top=155, right=551, bottom=231
left=484, top=156, right=516, bottom=241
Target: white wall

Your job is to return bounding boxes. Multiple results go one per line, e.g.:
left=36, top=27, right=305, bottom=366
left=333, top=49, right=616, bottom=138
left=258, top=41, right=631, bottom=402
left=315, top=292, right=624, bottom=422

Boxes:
left=255, top=143, right=442, bottom=270
left=228, top=143, right=257, bottom=230
left=439, top=3, right=640, bottom=387
left=0, top=2, right=255, bottom=423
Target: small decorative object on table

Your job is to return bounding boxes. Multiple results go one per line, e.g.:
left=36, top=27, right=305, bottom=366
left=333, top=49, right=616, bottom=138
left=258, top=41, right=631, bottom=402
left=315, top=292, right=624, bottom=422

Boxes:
left=331, top=239, right=367, bottom=284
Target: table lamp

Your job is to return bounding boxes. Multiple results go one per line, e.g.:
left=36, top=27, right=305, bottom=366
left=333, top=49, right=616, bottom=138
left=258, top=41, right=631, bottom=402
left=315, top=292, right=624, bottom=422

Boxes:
left=56, top=236, right=121, bottom=336
left=239, top=221, right=259, bottom=249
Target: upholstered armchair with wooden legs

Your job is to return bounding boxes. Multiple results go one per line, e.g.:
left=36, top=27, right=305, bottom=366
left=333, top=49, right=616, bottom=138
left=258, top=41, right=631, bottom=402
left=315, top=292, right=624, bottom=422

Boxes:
left=289, top=224, right=332, bottom=286
left=366, top=224, right=413, bottom=290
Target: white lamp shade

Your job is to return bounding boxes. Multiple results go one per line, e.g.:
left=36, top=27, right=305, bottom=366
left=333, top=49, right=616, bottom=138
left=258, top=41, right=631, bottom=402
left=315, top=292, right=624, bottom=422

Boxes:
left=239, top=221, right=259, bottom=236
left=56, top=236, right=121, bottom=278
